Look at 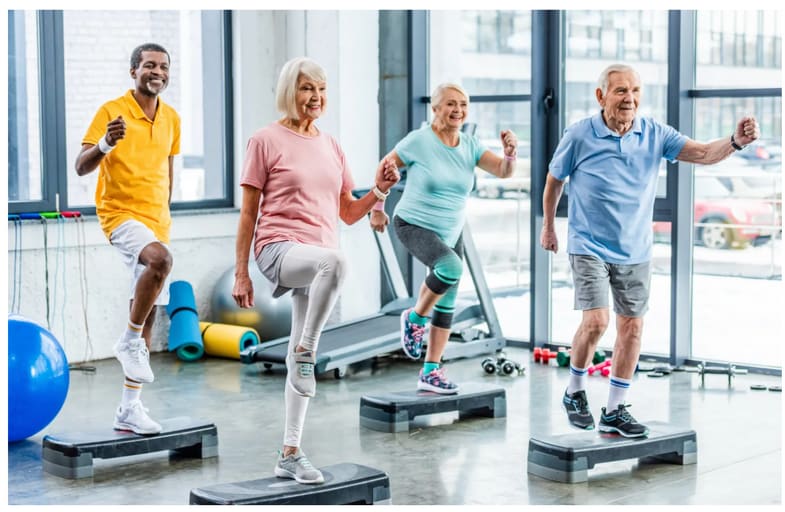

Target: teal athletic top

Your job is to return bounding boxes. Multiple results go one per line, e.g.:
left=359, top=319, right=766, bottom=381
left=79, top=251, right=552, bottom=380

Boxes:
left=393, top=125, right=487, bottom=246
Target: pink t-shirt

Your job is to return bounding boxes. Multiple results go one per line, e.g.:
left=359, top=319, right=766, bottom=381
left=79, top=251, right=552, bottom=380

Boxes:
left=241, top=122, right=356, bottom=257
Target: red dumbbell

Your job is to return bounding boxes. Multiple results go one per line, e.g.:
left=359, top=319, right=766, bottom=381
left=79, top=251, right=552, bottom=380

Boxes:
left=533, top=347, right=558, bottom=364
left=588, top=359, right=612, bottom=376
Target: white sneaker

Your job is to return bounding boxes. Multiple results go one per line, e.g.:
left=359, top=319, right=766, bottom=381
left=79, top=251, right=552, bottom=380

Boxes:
left=113, top=337, right=154, bottom=383
left=113, top=400, right=162, bottom=435
left=274, top=451, right=324, bottom=484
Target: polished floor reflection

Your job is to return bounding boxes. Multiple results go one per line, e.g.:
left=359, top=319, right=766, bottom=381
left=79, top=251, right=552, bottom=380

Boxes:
left=7, top=347, right=782, bottom=505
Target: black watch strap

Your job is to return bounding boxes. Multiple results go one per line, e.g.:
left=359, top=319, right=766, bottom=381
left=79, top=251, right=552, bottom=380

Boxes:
left=730, top=134, right=745, bottom=151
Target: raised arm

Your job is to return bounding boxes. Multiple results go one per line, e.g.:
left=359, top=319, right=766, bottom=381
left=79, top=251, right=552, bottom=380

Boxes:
left=75, top=116, right=126, bottom=176
left=676, top=116, right=760, bottom=165
left=476, top=129, right=518, bottom=178
left=339, top=154, right=400, bottom=225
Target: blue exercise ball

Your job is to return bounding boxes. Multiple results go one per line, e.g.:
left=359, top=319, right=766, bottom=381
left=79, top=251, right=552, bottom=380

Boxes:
left=8, top=315, right=70, bottom=442
left=210, top=265, right=292, bottom=342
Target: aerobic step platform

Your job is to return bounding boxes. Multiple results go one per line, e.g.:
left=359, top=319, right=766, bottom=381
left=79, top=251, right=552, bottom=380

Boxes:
left=527, top=421, right=697, bottom=483
left=360, top=382, right=506, bottom=433
left=42, top=417, right=218, bottom=479
left=189, top=463, right=391, bottom=505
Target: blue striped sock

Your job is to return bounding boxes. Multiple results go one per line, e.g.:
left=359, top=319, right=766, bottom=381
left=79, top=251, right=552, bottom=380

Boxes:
left=567, top=365, right=589, bottom=394
left=607, top=375, right=631, bottom=412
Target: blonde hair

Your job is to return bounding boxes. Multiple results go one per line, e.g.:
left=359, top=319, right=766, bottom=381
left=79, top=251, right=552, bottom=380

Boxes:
left=275, top=57, right=327, bottom=120
left=597, top=64, right=641, bottom=95
left=431, top=83, right=469, bottom=108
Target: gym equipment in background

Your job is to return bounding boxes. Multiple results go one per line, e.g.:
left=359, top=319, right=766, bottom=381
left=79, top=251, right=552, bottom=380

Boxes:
left=481, top=354, right=525, bottom=376
left=211, top=265, right=292, bottom=342
left=166, top=281, right=205, bottom=362
left=199, top=322, right=259, bottom=360
left=8, top=315, right=70, bottom=442
left=190, top=463, right=391, bottom=505
left=696, top=361, right=748, bottom=388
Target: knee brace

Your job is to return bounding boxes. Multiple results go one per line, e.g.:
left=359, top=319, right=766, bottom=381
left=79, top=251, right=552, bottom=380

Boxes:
left=431, top=285, right=459, bottom=329
left=424, top=253, right=463, bottom=295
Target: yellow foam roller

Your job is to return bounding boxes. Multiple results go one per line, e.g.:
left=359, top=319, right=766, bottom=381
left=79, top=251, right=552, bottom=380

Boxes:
left=199, top=322, right=260, bottom=360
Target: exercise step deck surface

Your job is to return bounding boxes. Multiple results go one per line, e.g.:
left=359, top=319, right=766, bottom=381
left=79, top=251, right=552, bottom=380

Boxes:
left=527, top=421, right=697, bottom=483
left=360, top=382, right=506, bottom=432
left=189, top=463, right=391, bottom=505
left=42, top=416, right=218, bottom=479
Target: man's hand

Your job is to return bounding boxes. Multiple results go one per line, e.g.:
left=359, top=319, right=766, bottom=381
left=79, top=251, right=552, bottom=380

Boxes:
left=735, top=116, right=760, bottom=147
left=540, top=228, right=559, bottom=253
left=375, top=157, right=400, bottom=193
left=105, top=116, right=126, bottom=146
left=370, top=210, right=389, bottom=233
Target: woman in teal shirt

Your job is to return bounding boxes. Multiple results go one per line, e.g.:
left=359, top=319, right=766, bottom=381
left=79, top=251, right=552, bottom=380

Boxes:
left=372, top=83, right=518, bottom=393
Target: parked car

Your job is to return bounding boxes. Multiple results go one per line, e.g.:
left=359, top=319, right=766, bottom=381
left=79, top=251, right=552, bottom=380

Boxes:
left=653, top=174, right=780, bottom=249
left=473, top=141, right=531, bottom=199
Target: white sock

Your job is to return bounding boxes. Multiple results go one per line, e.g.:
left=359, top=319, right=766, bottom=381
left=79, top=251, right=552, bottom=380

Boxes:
left=121, top=378, right=142, bottom=407
left=120, top=320, right=144, bottom=345
left=567, top=365, right=589, bottom=394
left=606, top=375, right=631, bottom=412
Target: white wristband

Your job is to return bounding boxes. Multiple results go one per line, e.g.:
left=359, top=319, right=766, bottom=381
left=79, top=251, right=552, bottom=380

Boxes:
left=98, top=135, right=115, bottom=154
left=372, top=186, right=389, bottom=200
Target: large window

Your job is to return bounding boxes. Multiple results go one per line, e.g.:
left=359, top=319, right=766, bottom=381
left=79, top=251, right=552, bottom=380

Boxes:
left=430, top=10, right=533, bottom=340
left=7, top=10, right=233, bottom=214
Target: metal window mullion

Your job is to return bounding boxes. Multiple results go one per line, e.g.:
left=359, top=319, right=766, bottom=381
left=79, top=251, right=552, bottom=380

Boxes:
left=37, top=10, right=66, bottom=213
left=530, top=10, right=561, bottom=349
left=667, top=10, right=697, bottom=367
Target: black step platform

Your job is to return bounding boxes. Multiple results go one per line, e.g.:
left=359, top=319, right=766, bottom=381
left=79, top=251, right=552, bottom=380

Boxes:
left=360, top=382, right=506, bottom=433
left=189, top=463, right=391, bottom=505
left=42, top=416, right=218, bottom=479
left=527, top=421, right=697, bottom=483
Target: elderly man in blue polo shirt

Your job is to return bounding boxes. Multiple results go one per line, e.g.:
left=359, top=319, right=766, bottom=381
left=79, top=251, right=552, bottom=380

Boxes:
left=541, top=63, right=759, bottom=437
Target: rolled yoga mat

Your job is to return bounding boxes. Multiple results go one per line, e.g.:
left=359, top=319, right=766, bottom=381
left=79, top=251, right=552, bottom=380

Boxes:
left=166, top=281, right=205, bottom=362
left=199, top=322, right=260, bottom=360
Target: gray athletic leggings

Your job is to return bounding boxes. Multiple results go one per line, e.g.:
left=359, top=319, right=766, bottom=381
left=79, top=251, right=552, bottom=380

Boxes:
left=268, top=244, right=347, bottom=448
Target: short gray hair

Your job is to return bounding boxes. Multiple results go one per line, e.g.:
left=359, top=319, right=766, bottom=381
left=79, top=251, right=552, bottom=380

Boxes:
left=275, top=57, right=327, bottom=120
left=597, top=64, right=640, bottom=94
left=431, top=83, right=469, bottom=108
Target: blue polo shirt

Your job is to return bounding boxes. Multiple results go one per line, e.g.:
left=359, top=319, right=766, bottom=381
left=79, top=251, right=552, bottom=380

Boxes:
left=549, top=112, right=687, bottom=264
left=393, top=125, right=487, bottom=246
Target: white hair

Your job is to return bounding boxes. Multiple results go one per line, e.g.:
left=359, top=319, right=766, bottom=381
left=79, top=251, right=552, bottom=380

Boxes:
left=275, top=57, right=327, bottom=120
left=597, top=64, right=641, bottom=94
left=431, top=82, right=469, bottom=108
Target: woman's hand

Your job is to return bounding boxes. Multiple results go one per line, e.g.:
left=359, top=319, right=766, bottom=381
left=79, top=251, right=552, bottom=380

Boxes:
left=232, top=273, right=255, bottom=308
left=370, top=210, right=389, bottom=233
left=500, top=129, right=518, bottom=157
left=375, top=156, right=400, bottom=193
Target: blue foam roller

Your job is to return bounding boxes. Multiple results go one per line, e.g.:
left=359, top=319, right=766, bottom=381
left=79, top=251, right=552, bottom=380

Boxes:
left=167, top=281, right=204, bottom=362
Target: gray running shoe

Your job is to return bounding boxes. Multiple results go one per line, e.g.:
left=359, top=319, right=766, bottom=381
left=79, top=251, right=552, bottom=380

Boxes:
left=274, top=452, right=324, bottom=484
left=287, top=350, right=316, bottom=397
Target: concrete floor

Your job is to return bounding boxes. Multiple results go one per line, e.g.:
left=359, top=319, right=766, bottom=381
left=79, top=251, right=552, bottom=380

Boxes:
left=7, top=346, right=782, bottom=505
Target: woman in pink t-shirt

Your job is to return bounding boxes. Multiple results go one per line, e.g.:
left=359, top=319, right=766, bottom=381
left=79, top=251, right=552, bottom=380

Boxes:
left=232, top=57, right=399, bottom=485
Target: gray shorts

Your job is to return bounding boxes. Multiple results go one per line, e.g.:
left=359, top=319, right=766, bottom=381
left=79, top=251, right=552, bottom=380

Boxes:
left=569, top=254, right=651, bottom=317
left=255, top=241, right=307, bottom=298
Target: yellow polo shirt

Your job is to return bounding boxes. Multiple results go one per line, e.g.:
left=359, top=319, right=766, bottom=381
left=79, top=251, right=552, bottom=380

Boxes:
left=83, top=89, right=180, bottom=244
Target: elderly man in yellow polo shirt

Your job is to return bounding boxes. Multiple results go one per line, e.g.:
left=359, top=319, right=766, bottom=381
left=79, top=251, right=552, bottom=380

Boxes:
left=75, top=43, right=181, bottom=435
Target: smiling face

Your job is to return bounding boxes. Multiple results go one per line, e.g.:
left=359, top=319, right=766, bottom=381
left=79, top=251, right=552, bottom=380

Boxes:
left=293, top=74, right=327, bottom=121
left=432, top=88, right=468, bottom=129
left=596, top=70, right=641, bottom=127
left=131, top=50, right=170, bottom=98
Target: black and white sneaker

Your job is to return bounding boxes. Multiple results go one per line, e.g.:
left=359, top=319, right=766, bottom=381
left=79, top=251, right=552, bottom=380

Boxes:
left=562, top=389, right=595, bottom=430
left=599, top=404, right=649, bottom=438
